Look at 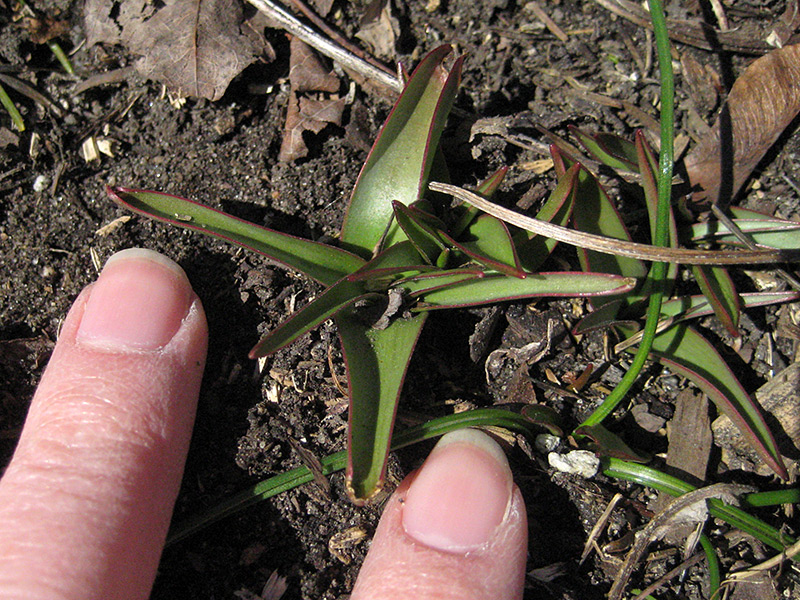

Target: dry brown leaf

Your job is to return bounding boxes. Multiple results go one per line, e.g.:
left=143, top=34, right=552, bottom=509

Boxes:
left=278, top=94, right=346, bottom=162
left=20, top=16, right=70, bottom=44
left=279, top=38, right=344, bottom=162
left=287, top=36, right=340, bottom=93
left=685, top=44, right=800, bottom=203
left=83, top=0, right=264, bottom=101
left=355, top=0, right=399, bottom=61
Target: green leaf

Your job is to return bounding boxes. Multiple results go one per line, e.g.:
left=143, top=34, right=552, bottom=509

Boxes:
left=414, top=272, right=636, bottom=309
left=573, top=297, right=638, bottom=335
left=338, top=310, right=428, bottom=502
left=575, top=291, right=799, bottom=336
left=249, top=277, right=370, bottom=358
left=634, top=324, right=788, bottom=479
left=515, top=163, right=577, bottom=271
left=450, top=166, right=508, bottom=238
left=570, top=166, right=648, bottom=280
left=396, top=269, right=484, bottom=298
left=392, top=201, right=448, bottom=264
left=573, top=423, right=650, bottom=462
left=691, top=213, right=800, bottom=249
left=691, top=265, right=741, bottom=337
left=108, top=187, right=364, bottom=287
left=571, top=126, right=639, bottom=172
left=440, top=214, right=525, bottom=277
left=341, top=46, right=463, bottom=255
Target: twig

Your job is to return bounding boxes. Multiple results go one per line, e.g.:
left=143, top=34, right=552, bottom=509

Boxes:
left=429, top=182, right=800, bottom=265
left=526, top=1, right=569, bottom=42
left=632, top=551, right=706, bottom=600
left=285, top=0, right=393, bottom=75
left=725, top=535, right=800, bottom=581
left=708, top=0, right=730, bottom=32
left=0, top=72, right=63, bottom=116
left=608, top=484, right=754, bottom=600
left=592, top=0, right=771, bottom=54
left=581, top=492, right=624, bottom=564
left=245, top=0, right=402, bottom=94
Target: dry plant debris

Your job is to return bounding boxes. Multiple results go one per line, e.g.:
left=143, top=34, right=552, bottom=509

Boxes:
left=278, top=37, right=346, bottom=162
left=686, top=44, right=800, bottom=203
left=83, top=0, right=268, bottom=100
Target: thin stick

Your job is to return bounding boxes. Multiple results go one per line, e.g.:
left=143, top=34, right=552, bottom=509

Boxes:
left=429, top=182, right=800, bottom=265
left=246, top=0, right=402, bottom=93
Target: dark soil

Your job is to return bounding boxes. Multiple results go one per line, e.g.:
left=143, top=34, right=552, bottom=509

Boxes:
left=2, top=1, right=799, bottom=599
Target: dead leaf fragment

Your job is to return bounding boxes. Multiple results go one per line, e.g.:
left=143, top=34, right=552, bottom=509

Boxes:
left=83, top=0, right=264, bottom=101
left=287, top=36, right=340, bottom=93
left=356, top=0, right=399, bottom=61
left=20, top=16, right=70, bottom=44
left=279, top=38, right=345, bottom=162
left=279, top=94, right=346, bottom=162
left=686, top=44, right=800, bottom=203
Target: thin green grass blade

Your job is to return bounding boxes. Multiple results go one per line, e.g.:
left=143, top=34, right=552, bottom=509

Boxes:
left=0, top=81, right=24, bottom=131
left=167, top=406, right=556, bottom=544
left=109, top=187, right=364, bottom=286
left=579, top=0, right=673, bottom=430
left=602, top=458, right=797, bottom=556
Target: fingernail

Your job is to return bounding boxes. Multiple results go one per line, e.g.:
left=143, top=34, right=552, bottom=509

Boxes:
left=402, top=428, right=513, bottom=553
left=76, top=248, right=193, bottom=352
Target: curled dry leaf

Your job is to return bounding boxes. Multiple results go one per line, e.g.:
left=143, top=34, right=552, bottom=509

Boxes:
left=83, top=0, right=264, bottom=101
left=356, top=0, right=399, bottom=61
left=686, top=44, right=800, bottom=203
left=279, top=38, right=345, bottom=162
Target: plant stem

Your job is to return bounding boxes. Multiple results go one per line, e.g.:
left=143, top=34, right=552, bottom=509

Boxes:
left=166, top=407, right=550, bottom=545
left=579, top=0, right=674, bottom=427
left=602, top=458, right=798, bottom=559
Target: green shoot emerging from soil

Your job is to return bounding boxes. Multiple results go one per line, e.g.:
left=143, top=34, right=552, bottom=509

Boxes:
left=116, top=3, right=800, bottom=593
left=111, top=45, right=635, bottom=503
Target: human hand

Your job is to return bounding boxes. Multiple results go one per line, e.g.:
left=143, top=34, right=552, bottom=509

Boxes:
left=0, top=248, right=527, bottom=600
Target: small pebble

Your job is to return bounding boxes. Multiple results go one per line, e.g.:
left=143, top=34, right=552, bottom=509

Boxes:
left=535, top=433, right=560, bottom=453
left=548, top=450, right=600, bottom=478
left=33, top=174, right=49, bottom=192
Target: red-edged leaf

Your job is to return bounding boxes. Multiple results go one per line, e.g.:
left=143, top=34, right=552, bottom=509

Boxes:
left=108, top=186, right=365, bottom=286
left=571, top=126, right=639, bottom=172
left=691, top=265, right=741, bottom=338
left=574, top=423, right=650, bottom=462
left=631, top=324, right=788, bottom=479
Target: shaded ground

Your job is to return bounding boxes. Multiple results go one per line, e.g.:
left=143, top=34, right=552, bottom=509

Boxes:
left=1, top=1, right=799, bottom=598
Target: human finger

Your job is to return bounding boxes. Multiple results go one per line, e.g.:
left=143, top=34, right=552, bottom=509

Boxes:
left=0, top=248, right=208, bottom=600
left=351, top=428, right=528, bottom=600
